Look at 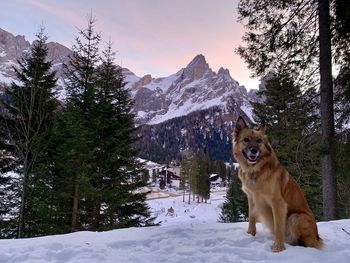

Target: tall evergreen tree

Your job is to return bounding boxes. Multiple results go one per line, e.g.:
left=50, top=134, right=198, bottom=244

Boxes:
left=0, top=28, right=58, bottom=237
left=60, top=15, right=101, bottom=231
left=93, top=42, right=154, bottom=229
left=220, top=168, right=248, bottom=223
left=236, top=0, right=345, bottom=219
left=52, top=16, right=154, bottom=231
left=180, top=150, right=192, bottom=203
left=252, top=73, right=323, bottom=218
left=49, top=103, right=94, bottom=233
left=197, top=151, right=210, bottom=203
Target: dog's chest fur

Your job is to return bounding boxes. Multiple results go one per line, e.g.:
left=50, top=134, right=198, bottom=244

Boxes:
left=238, top=168, right=268, bottom=193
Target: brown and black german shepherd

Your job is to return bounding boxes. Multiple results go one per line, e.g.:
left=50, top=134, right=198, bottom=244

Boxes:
left=233, top=116, right=323, bottom=252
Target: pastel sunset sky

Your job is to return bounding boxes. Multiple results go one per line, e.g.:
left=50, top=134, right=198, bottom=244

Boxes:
left=0, top=0, right=260, bottom=90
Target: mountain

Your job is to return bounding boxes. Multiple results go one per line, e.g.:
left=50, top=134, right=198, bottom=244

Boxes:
left=125, top=54, right=252, bottom=125
left=0, top=28, right=71, bottom=86
left=129, top=55, right=256, bottom=162
left=0, top=27, right=257, bottom=162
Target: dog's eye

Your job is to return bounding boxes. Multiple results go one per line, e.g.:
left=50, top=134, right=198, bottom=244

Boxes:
left=243, top=137, right=250, bottom=143
left=256, top=138, right=262, bottom=143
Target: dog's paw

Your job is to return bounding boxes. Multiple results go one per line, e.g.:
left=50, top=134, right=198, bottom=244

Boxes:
left=247, top=227, right=256, bottom=236
left=272, top=242, right=285, bottom=252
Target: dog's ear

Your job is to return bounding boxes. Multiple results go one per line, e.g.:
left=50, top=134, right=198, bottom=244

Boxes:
left=234, top=116, right=247, bottom=139
left=256, top=119, right=267, bottom=132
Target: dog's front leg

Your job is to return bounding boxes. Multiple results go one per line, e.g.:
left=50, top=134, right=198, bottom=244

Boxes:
left=271, top=199, right=287, bottom=252
left=247, top=195, right=256, bottom=236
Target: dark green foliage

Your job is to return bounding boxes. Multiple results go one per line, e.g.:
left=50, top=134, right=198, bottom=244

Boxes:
left=137, top=107, right=234, bottom=163
left=92, top=42, right=154, bottom=230
left=252, top=73, right=323, bottom=218
left=237, top=0, right=319, bottom=87
left=333, top=0, right=350, bottom=219
left=333, top=0, right=350, bottom=66
left=0, top=28, right=58, bottom=237
left=180, top=150, right=211, bottom=203
left=48, top=17, right=154, bottom=232
left=49, top=103, right=94, bottom=233
left=335, top=130, right=350, bottom=218
left=220, top=168, right=248, bottom=222
left=197, top=151, right=210, bottom=202
left=237, top=0, right=350, bottom=220
left=212, top=160, right=227, bottom=182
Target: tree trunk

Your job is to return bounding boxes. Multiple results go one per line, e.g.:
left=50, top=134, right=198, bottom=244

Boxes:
left=17, top=167, right=29, bottom=238
left=71, top=180, right=79, bottom=232
left=318, top=0, right=337, bottom=220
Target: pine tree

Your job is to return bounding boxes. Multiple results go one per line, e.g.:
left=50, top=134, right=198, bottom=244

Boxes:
left=252, top=73, right=323, bottom=218
left=180, top=151, right=191, bottom=203
left=52, top=16, right=155, bottom=231
left=197, top=151, right=210, bottom=203
left=213, top=160, right=226, bottom=182
left=59, top=15, right=101, bottom=231
left=220, top=168, right=248, bottom=222
left=93, top=42, right=154, bottom=229
left=49, top=103, right=94, bottom=233
left=180, top=150, right=197, bottom=204
left=0, top=28, right=58, bottom=237
left=236, top=0, right=344, bottom=219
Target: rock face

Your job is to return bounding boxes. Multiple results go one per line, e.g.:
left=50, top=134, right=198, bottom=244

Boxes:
left=0, top=27, right=257, bottom=162
left=0, top=28, right=71, bottom=87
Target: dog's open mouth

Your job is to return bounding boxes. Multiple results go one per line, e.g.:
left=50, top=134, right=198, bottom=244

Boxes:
left=243, top=151, right=259, bottom=165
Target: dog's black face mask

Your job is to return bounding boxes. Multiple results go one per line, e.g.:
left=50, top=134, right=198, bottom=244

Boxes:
left=241, top=137, right=261, bottom=165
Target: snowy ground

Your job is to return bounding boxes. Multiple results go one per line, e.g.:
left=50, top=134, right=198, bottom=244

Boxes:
left=147, top=188, right=226, bottom=226
left=1, top=189, right=350, bottom=263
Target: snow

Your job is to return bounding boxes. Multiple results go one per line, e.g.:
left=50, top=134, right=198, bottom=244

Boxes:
left=147, top=189, right=226, bottom=226
left=0, top=72, right=13, bottom=84
left=1, top=189, right=350, bottom=263
left=144, top=71, right=180, bottom=93
left=148, top=96, right=224, bottom=125
left=241, top=102, right=254, bottom=122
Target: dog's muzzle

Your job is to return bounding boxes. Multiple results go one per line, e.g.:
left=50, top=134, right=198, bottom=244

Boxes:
left=243, top=147, right=260, bottom=165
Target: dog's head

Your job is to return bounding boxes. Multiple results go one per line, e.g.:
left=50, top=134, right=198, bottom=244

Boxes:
left=233, top=116, right=273, bottom=170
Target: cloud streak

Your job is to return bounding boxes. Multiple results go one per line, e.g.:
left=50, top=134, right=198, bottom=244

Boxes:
left=2, top=0, right=259, bottom=90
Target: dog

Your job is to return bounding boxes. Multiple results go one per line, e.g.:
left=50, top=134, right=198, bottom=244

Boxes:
left=232, top=116, right=323, bottom=252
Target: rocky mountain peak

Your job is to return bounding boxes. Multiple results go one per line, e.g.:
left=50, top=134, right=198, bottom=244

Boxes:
left=0, top=28, right=71, bottom=85
left=218, top=67, right=230, bottom=77
left=183, top=54, right=211, bottom=80
left=45, top=42, right=72, bottom=64
left=0, top=28, right=31, bottom=60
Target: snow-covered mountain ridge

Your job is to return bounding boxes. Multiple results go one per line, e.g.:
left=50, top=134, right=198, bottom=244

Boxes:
left=124, top=54, right=255, bottom=125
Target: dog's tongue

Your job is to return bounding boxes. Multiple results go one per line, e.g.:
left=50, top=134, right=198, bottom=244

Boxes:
left=249, top=155, right=257, bottom=161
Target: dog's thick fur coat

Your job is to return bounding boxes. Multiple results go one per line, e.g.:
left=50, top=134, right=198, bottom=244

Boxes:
left=233, top=117, right=323, bottom=252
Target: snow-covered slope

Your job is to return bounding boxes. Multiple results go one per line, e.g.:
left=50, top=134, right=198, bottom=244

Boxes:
left=1, top=190, right=349, bottom=262
left=1, top=219, right=349, bottom=263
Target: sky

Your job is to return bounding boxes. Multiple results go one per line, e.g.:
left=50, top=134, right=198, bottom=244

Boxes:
left=0, top=0, right=260, bottom=90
